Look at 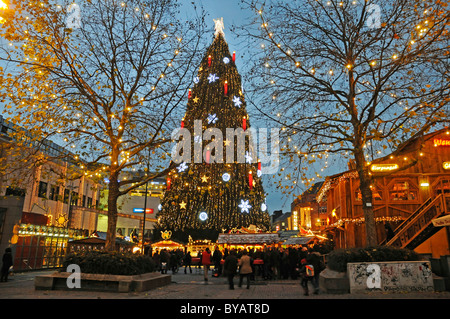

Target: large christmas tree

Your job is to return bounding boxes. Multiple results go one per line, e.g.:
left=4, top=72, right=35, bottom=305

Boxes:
left=155, top=19, right=271, bottom=241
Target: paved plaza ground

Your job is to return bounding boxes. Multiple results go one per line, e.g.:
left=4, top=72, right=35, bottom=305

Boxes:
left=0, top=267, right=449, bottom=300
left=0, top=268, right=448, bottom=318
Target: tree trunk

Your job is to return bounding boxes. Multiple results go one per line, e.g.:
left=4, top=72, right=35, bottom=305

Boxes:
left=354, top=148, right=378, bottom=247
left=105, top=171, right=120, bottom=251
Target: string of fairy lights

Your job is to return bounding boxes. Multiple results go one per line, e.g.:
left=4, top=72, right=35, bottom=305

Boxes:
left=250, top=0, right=443, bottom=198
left=156, top=27, right=271, bottom=233
left=2, top=1, right=195, bottom=183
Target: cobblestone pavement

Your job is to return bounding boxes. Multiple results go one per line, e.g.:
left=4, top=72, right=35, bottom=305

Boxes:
left=0, top=268, right=449, bottom=300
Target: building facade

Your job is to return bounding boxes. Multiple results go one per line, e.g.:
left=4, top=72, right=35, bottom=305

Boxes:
left=97, top=178, right=165, bottom=241
left=0, top=116, right=101, bottom=270
left=317, top=129, right=450, bottom=257
left=291, top=181, right=327, bottom=232
left=0, top=116, right=165, bottom=269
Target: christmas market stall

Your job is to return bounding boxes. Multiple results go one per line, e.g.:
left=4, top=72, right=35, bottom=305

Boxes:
left=151, top=230, right=186, bottom=252
left=281, top=235, right=328, bottom=248
left=151, top=239, right=186, bottom=252
left=216, top=232, right=281, bottom=251
left=186, top=236, right=214, bottom=256
left=280, top=227, right=328, bottom=248
left=67, top=231, right=136, bottom=253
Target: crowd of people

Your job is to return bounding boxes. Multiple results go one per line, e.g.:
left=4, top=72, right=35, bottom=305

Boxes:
left=150, top=245, right=326, bottom=295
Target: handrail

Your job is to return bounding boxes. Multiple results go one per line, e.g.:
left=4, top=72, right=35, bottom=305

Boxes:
left=385, top=194, right=444, bottom=247
left=379, top=196, right=433, bottom=245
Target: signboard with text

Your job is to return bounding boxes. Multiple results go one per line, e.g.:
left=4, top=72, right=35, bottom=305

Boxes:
left=133, top=208, right=154, bottom=214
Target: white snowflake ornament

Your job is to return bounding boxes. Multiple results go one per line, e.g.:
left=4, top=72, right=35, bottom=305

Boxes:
left=232, top=96, right=242, bottom=108
left=208, top=73, right=219, bottom=83
left=238, top=199, right=252, bottom=213
left=207, top=113, right=218, bottom=124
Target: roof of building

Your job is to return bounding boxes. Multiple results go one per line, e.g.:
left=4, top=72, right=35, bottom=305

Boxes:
left=316, top=127, right=450, bottom=203
left=273, top=212, right=291, bottom=223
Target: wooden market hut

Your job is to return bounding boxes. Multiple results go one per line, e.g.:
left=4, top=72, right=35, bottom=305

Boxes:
left=281, top=235, right=328, bottom=248
left=67, top=231, right=135, bottom=253
left=216, top=233, right=281, bottom=251
left=317, top=128, right=450, bottom=257
left=151, top=239, right=186, bottom=251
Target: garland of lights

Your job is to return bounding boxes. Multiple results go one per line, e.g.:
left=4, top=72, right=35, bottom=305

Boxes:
left=317, top=171, right=359, bottom=203
left=330, top=216, right=406, bottom=227
left=156, top=26, right=270, bottom=234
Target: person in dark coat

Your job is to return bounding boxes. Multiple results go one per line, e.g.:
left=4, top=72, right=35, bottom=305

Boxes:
left=1, top=248, right=13, bottom=282
left=299, top=258, right=312, bottom=296
left=306, top=250, right=324, bottom=294
left=212, top=246, right=223, bottom=277
left=183, top=251, right=192, bottom=274
left=169, top=251, right=178, bottom=273
left=384, top=222, right=395, bottom=242
left=223, top=249, right=238, bottom=289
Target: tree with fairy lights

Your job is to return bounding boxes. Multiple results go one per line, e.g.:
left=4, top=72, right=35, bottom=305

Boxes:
left=0, top=0, right=206, bottom=251
left=155, top=19, right=271, bottom=241
left=237, top=0, right=449, bottom=246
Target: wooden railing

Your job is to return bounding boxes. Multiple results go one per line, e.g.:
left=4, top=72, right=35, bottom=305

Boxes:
left=384, top=194, right=448, bottom=249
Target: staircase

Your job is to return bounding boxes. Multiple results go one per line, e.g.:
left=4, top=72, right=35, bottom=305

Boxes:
left=383, top=194, right=450, bottom=250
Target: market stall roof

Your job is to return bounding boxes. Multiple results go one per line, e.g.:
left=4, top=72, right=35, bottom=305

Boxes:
left=217, top=233, right=280, bottom=245
left=69, top=231, right=134, bottom=245
left=283, top=236, right=315, bottom=246
left=151, top=239, right=186, bottom=248
left=278, top=230, right=299, bottom=241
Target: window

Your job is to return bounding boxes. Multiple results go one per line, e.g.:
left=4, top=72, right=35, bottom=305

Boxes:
left=38, top=181, right=48, bottom=198
left=63, top=189, right=70, bottom=204
left=82, top=195, right=86, bottom=207
left=389, top=181, right=417, bottom=201
left=355, top=187, right=383, bottom=201
left=71, top=192, right=78, bottom=206
left=87, top=197, right=93, bottom=208
left=49, top=185, right=59, bottom=201
left=435, top=179, right=450, bottom=195
left=5, top=186, right=25, bottom=197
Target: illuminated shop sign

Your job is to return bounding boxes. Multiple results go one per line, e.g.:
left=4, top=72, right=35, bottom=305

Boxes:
left=370, top=164, right=399, bottom=172
left=292, top=210, right=298, bottom=230
left=133, top=208, right=154, bottom=214
left=434, top=138, right=450, bottom=146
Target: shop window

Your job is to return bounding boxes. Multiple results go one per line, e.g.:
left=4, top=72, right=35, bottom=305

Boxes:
left=389, top=181, right=417, bottom=201
left=38, top=181, right=48, bottom=198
